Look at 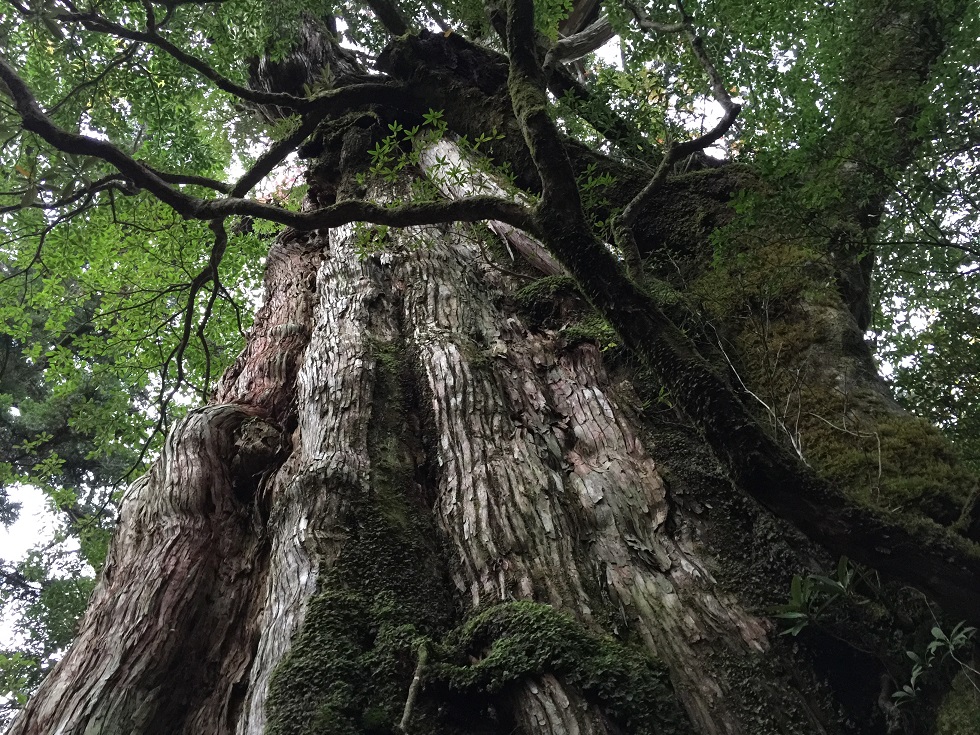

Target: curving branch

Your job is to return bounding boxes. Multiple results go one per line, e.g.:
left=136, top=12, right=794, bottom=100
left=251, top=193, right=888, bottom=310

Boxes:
left=167, top=218, right=229, bottom=399
left=41, top=8, right=307, bottom=109
left=620, top=0, right=686, bottom=35
left=504, top=0, right=588, bottom=218
left=0, top=55, right=535, bottom=236
left=544, top=15, right=616, bottom=68
left=151, top=169, right=232, bottom=193
left=1, top=53, right=204, bottom=214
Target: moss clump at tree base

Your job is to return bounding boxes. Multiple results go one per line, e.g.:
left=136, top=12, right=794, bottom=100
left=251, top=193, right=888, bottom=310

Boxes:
left=266, top=596, right=694, bottom=734
left=265, top=590, right=427, bottom=735
left=428, top=601, right=692, bottom=735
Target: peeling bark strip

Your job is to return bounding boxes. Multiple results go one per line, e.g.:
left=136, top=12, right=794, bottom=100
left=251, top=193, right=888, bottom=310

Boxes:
left=214, top=230, right=323, bottom=424
left=234, top=221, right=391, bottom=734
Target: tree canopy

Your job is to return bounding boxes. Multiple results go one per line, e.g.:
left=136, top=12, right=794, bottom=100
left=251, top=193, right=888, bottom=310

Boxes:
left=0, top=0, right=978, bottom=723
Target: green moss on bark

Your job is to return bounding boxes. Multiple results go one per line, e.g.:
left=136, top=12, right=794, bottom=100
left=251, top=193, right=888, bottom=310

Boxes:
left=693, top=239, right=976, bottom=526
left=935, top=670, right=980, bottom=735
left=265, top=339, right=461, bottom=735
left=429, top=601, right=691, bottom=735
left=265, top=590, right=425, bottom=735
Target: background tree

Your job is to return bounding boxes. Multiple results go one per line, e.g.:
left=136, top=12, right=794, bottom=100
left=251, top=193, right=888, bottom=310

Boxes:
left=0, top=0, right=978, bottom=733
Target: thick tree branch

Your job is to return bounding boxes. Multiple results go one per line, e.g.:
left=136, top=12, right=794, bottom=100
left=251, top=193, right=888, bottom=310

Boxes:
left=1, top=54, right=203, bottom=214
left=544, top=15, right=616, bottom=68
left=500, top=0, right=980, bottom=622
left=206, top=195, right=538, bottom=234
left=559, top=0, right=602, bottom=36
left=504, top=0, right=587, bottom=219
left=533, top=193, right=980, bottom=624
left=3, top=60, right=511, bottom=233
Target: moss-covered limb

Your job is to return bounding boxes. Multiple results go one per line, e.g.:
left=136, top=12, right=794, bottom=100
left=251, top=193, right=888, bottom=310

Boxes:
left=523, top=182, right=980, bottom=622
left=504, top=0, right=591, bottom=219
left=505, top=158, right=980, bottom=622
left=427, top=601, right=691, bottom=735
left=692, top=239, right=978, bottom=528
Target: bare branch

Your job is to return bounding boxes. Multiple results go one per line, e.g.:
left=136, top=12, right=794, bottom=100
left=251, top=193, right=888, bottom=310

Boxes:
left=613, top=0, right=741, bottom=276
left=230, top=116, right=322, bottom=198
left=545, top=15, right=616, bottom=68
left=169, top=218, right=228, bottom=399
left=0, top=174, right=134, bottom=215
left=396, top=641, right=428, bottom=733
left=418, top=138, right=564, bottom=275
left=2, top=58, right=500, bottom=234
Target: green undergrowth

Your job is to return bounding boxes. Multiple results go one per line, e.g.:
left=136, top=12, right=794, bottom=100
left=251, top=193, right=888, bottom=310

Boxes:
left=935, top=670, right=980, bottom=735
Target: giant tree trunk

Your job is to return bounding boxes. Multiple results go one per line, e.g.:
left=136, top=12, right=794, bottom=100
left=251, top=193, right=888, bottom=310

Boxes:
left=9, top=19, right=979, bottom=735
left=11, top=156, right=964, bottom=735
